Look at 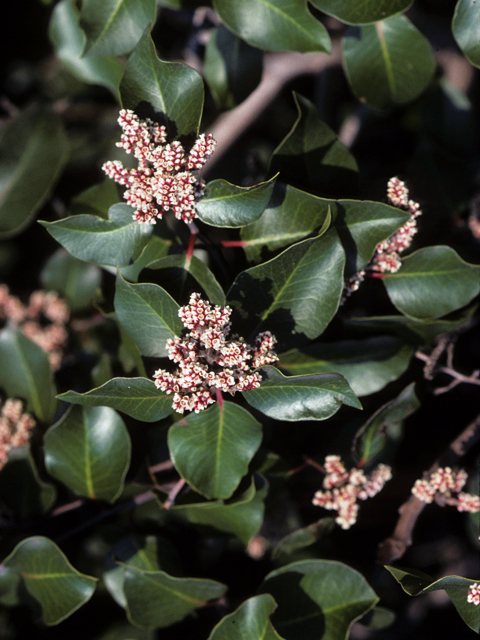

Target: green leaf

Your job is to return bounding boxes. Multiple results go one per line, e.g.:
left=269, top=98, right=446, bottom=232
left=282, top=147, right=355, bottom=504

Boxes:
left=269, top=93, right=358, bottom=198
left=273, top=518, right=336, bottom=559
left=120, top=28, right=204, bottom=137
left=173, top=477, right=268, bottom=545
left=278, top=336, right=414, bottom=397
left=114, top=275, right=182, bottom=357
left=204, top=24, right=263, bottom=110
left=146, top=253, right=225, bottom=305
left=0, top=327, right=56, bottom=423
left=120, top=233, right=176, bottom=282
left=342, top=15, right=436, bottom=109
left=70, top=179, right=120, bottom=219
left=213, top=0, right=331, bottom=53
left=2, top=537, right=97, bottom=625
left=227, top=229, right=345, bottom=349
left=0, top=566, right=21, bottom=607
left=0, top=449, right=56, bottom=519
left=310, top=0, right=412, bottom=25
left=118, top=323, right=147, bottom=376
left=0, top=107, right=69, bottom=239
left=196, top=177, right=277, bottom=228
left=49, top=0, right=124, bottom=98
left=58, top=377, right=173, bottom=422
left=40, top=249, right=101, bottom=311
left=122, top=564, right=226, bottom=629
left=453, top=0, right=480, bottom=69
left=168, top=401, right=262, bottom=500
left=244, top=366, right=361, bottom=421
left=208, top=594, right=285, bottom=640
left=40, top=204, right=153, bottom=267
left=353, top=383, right=419, bottom=465
left=259, top=560, right=379, bottom=640
left=382, top=246, right=480, bottom=319
left=80, top=0, right=156, bottom=57
left=44, top=405, right=131, bottom=502
left=385, top=567, right=480, bottom=634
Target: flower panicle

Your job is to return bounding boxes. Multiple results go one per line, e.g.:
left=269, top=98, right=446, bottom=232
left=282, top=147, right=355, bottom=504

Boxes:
left=153, top=293, right=278, bottom=414
left=0, top=399, right=35, bottom=470
left=411, top=466, right=480, bottom=513
left=102, top=109, right=216, bottom=224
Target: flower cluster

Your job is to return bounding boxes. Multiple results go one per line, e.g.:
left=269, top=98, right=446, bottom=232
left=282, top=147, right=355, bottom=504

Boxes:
left=102, top=109, right=216, bottom=224
left=0, top=285, right=70, bottom=370
left=411, top=466, right=480, bottom=513
left=153, top=293, right=278, bottom=414
left=312, top=455, right=392, bottom=529
left=468, top=583, right=480, bottom=606
left=370, top=177, right=422, bottom=274
left=0, top=398, right=36, bottom=470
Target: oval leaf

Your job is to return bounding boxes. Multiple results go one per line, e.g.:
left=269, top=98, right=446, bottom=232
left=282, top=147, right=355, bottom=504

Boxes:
left=196, top=177, right=276, bottom=228
left=278, top=336, right=414, bottom=397
left=40, top=204, right=153, bottom=267
left=342, top=15, right=436, bottom=109
left=114, top=275, right=182, bottom=357
left=382, top=246, right=480, bottom=319
left=168, top=401, right=262, bottom=500
left=453, top=0, right=480, bottom=69
left=0, top=107, right=69, bottom=239
left=0, top=327, right=56, bottom=423
left=269, top=93, right=358, bottom=198
left=80, top=0, right=157, bottom=57
left=2, top=537, right=96, bottom=625
left=273, top=518, right=336, bottom=559
left=259, top=559, right=379, bottom=640
left=213, top=0, right=331, bottom=53
left=120, top=28, right=204, bottom=137
left=49, top=0, right=123, bottom=97
left=44, top=405, right=131, bottom=502
left=58, top=377, right=173, bottom=422
left=209, top=594, right=285, bottom=640
left=244, top=366, right=361, bottom=421
left=123, top=565, right=226, bottom=629
left=227, top=229, right=345, bottom=349
left=310, top=0, right=413, bottom=25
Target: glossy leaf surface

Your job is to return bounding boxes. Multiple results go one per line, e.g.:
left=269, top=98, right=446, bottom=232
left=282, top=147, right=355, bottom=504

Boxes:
left=58, top=377, right=173, bottom=422
left=3, top=537, right=96, bottom=625
left=168, top=402, right=262, bottom=499
left=213, top=0, right=331, bottom=53
left=196, top=177, right=276, bottom=227
left=40, top=204, right=153, bottom=267
left=278, top=336, right=414, bottom=397
left=342, top=16, right=436, bottom=109
left=80, top=0, right=156, bottom=57
left=269, top=93, right=358, bottom=198
left=259, top=560, right=378, bottom=640
left=70, top=179, right=120, bottom=219
left=114, top=276, right=182, bottom=357
left=310, top=0, right=412, bottom=25
left=244, top=366, right=361, bottom=421
left=453, top=0, right=480, bottom=69
left=228, top=230, right=345, bottom=349
left=120, top=28, right=204, bottom=137
left=49, top=0, right=123, bottom=97
left=0, top=107, right=68, bottom=238
left=44, top=405, right=131, bottom=502
left=383, top=246, right=480, bottom=319
left=273, top=519, right=336, bottom=559
left=209, top=594, right=285, bottom=640
left=120, top=232, right=176, bottom=282
left=0, top=327, right=56, bottom=423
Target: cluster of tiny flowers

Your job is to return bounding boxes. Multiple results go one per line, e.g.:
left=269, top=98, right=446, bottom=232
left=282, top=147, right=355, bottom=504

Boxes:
left=102, top=109, right=216, bottom=224
left=370, top=177, right=422, bottom=274
left=411, top=466, right=480, bottom=513
left=0, top=285, right=70, bottom=370
left=0, top=398, right=36, bottom=470
left=468, top=583, right=480, bottom=606
left=312, top=455, right=392, bottom=529
left=153, top=293, right=278, bottom=413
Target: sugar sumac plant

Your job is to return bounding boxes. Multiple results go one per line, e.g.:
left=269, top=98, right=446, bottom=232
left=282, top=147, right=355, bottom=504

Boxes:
left=0, top=1, right=479, bottom=638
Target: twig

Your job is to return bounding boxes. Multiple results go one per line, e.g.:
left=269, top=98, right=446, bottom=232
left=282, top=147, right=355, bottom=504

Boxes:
left=377, top=414, right=480, bottom=564
left=415, top=348, right=480, bottom=395
left=162, top=478, right=186, bottom=510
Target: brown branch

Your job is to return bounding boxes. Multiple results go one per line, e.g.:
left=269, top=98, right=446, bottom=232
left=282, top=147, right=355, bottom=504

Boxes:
left=377, top=414, right=480, bottom=564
